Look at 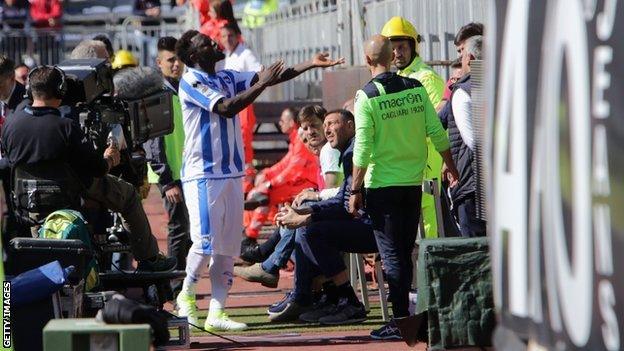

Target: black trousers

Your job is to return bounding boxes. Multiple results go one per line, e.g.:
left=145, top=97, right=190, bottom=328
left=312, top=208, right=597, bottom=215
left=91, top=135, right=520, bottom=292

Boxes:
left=159, top=183, right=191, bottom=271
left=366, top=185, right=422, bottom=318
left=297, top=218, right=378, bottom=279
left=455, top=193, right=486, bottom=237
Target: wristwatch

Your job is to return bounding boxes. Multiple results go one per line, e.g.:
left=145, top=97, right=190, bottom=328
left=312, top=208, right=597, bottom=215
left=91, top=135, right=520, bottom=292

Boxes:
left=350, top=188, right=362, bottom=195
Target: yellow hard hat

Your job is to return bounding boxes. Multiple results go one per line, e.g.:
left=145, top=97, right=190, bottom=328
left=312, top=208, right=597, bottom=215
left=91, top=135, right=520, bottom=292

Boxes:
left=112, top=50, right=138, bottom=69
left=381, top=16, right=421, bottom=52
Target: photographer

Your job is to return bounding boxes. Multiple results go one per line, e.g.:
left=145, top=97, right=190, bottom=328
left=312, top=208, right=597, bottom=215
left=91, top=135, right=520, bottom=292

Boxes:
left=1, top=66, right=176, bottom=272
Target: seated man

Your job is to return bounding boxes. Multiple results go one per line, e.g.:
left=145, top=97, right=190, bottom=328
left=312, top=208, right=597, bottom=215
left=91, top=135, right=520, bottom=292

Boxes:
left=243, top=106, right=322, bottom=247
left=1, top=66, right=176, bottom=272
left=236, top=105, right=343, bottom=287
left=267, top=109, right=378, bottom=325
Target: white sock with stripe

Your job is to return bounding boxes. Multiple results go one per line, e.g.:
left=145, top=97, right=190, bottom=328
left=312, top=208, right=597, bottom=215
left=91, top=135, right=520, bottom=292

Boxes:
left=182, top=250, right=210, bottom=296
left=208, top=254, right=234, bottom=318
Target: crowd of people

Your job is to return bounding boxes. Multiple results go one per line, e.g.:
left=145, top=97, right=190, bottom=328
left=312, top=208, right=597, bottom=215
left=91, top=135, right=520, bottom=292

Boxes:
left=0, top=2, right=486, bottom=343
left=0, top=0, right=189, bottom=28
left=0, top=0, right=63, bottom=29
left=0, top=0, right=272, bottom=28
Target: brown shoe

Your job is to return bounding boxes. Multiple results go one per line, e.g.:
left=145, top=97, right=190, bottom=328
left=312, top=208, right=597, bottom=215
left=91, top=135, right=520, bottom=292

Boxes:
left=233, top=263, right=279, bottom=288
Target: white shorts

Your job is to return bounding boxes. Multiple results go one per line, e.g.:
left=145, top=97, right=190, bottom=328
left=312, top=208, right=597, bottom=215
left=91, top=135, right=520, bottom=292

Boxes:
left=183, top=177, right=243, bottom=257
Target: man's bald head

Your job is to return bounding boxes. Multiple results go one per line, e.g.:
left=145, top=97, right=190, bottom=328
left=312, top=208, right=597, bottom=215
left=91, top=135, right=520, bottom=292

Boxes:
left=364, top=35, right=393, bottom=67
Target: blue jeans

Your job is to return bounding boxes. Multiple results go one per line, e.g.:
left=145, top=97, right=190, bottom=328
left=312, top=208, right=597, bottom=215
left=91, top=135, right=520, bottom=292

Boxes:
left=261, top=227, right=296, bottom=274
left=256, top=226, right=317, bottom=305
left=260, top=200, right=315, bottom=274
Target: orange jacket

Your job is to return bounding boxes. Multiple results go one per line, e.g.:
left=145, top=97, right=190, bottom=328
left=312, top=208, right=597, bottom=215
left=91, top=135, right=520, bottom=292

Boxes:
left=192, top=0, right=211, bottom=24
left=263, top=128, right=320, bottom=189
left=239, top=104, right=256, bottom=164
left=200, top=17, right=228, bottom=42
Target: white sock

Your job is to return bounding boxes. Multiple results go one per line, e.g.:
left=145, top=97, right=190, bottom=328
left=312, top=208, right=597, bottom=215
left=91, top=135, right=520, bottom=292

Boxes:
left=182, top=249, right=211, bottom=295
left=208, top=254, right=234, bottom=318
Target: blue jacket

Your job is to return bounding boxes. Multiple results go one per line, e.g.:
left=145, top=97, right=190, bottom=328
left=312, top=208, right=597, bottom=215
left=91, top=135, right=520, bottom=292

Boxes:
left=309, top=137, right=370, bottom=223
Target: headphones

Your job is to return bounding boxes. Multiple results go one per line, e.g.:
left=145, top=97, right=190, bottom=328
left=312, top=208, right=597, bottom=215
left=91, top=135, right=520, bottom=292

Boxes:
left=25, top=65, right=67, bottom=99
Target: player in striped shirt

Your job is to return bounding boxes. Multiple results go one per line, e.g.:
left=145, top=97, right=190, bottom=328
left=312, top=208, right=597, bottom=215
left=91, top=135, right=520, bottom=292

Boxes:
left=174, top=30, right=344, bottom=331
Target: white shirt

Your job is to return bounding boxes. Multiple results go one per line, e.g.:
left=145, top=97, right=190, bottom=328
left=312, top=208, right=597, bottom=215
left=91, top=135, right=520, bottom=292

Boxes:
left=178, top=68, right=256, bottom=181
left=318, top=143, right=342, bottom=200
left=216, top=43, right=262, bottom=73
left=451, top=88, right=475, bottom=151
left=319, top=142, right=341, bottom=175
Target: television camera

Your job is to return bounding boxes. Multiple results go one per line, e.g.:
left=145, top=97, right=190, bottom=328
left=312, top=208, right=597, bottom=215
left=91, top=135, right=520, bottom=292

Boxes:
left=8, top=59, right=184, bottom=312
left=56, top=58, right=174, bottom=187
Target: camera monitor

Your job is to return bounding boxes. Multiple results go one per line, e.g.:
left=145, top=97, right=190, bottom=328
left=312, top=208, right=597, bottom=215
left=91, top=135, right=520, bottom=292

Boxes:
left=125, top=90, right=174, bottom=146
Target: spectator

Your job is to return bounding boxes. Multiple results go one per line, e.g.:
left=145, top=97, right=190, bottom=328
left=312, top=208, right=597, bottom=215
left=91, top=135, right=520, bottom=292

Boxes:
left=14, top=63, right=29, bottom=86
left=134, top=0, right=161, bottom=17
left=381, top=16, right=446, bottom=239
left=243, top=106, right=322, bottom=247
left=446, top=35, right=486, bottom=238
left=217, top=22, right=263, bottom=194
left=349, top=35, right=458, bottom=339
left=218, top=22, right=261, bottom=72
left=92, top=35, right=115, bottom=63
left=0, top=0, right=29, bottom=30
left=200, top=0, right=240, bottom=43
left=29, top=0, right=62, bottom=28
left=144, top=36, right=190, bottom=292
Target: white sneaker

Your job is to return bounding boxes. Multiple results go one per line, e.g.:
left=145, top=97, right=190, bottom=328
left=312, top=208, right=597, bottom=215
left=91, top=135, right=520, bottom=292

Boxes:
left=176, top=291, right=199, bottom=326
left=204, top=311, right=248, bottom=331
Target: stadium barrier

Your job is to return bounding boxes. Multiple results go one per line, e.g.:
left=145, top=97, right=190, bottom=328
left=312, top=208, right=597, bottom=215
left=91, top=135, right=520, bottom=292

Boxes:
left=242, top=0, right=487, bottom=101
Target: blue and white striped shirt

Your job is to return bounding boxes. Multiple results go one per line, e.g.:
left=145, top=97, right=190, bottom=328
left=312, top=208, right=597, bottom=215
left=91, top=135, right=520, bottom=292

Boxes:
left=178, top=68, right=256, bottom=181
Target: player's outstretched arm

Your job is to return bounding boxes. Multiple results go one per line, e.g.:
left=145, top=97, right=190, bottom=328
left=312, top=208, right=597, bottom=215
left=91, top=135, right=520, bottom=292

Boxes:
left=213, top=60, right=285, bottom=118
left=270, top=53, right=345, bottom=85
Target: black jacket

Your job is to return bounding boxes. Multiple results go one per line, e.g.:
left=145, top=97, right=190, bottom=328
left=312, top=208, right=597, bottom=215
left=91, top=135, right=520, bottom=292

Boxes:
left=1, top=106, right=108, bottom=187
left=447, top=74, right=476, bottom=203
left=309, top=138, right=371, bottom=224
left=7, top=82, right=25, bottom=112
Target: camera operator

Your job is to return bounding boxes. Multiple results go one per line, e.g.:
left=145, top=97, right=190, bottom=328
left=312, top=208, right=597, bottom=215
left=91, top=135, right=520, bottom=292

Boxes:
left=1, top=66, right=177, bottom=272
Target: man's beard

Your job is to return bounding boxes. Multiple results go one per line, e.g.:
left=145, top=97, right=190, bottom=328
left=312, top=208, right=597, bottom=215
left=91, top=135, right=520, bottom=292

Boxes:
left=214, top=51, right=226, bottom=62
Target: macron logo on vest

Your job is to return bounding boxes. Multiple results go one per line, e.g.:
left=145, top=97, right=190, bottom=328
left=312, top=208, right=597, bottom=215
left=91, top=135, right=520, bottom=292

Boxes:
left=378, top=92, right=423, bottom=110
